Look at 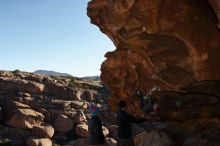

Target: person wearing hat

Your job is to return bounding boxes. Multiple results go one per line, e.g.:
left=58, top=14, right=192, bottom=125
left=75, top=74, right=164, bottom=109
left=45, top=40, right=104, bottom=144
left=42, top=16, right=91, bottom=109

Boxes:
left=117, top=101, right=146, bottom=146
left=88, top=104, right=105, bottom=146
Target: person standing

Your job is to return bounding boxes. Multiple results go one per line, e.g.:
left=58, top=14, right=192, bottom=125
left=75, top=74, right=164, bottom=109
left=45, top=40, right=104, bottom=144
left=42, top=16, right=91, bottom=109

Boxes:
left=117, top=101, right=145, bottom=146
left=88, top=104, right=105, bottom=146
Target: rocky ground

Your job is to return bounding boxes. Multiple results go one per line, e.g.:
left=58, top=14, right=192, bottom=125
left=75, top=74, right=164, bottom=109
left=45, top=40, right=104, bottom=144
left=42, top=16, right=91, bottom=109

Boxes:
left=0, top=70, right=117, bottom=146
left=0, top=70, right=220, bottom=146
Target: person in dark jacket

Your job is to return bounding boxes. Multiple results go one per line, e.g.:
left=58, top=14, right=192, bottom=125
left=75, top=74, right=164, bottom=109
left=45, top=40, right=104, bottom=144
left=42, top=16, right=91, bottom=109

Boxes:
left=117, top=101, right=145, bottom=146
left=88, top=104, right=105, bottom=146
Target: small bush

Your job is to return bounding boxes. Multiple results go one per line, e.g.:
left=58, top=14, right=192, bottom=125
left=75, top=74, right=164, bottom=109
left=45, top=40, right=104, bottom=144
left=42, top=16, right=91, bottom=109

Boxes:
left=12, top=69, right=20, bottom=74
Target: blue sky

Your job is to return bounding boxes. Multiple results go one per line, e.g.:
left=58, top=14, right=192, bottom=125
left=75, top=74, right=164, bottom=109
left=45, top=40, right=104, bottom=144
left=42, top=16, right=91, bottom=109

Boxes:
left=0, top=0, right=115, bottom=77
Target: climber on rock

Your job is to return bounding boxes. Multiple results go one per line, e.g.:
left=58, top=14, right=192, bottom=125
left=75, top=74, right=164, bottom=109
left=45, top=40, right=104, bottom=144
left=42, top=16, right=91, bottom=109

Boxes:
left=88, top=104, right=105, bottom=146
left=117, top=101, right=146, bottom=146
left=138, top=86, right=160, bottom=114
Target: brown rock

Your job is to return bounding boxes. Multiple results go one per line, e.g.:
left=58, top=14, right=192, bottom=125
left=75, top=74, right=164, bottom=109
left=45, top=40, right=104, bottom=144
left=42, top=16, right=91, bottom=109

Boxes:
left=73, top=109, right=87, bottom=125
left=2, top=127, right=31, bottom=145
left=53, top=133, right=68, bottom=145
left=23, top=92, right=32, bottom=97
left=186, top=80, right=220, bottom=96
left=102, top=126, right=109, bottom=137
left=53, top=114, right=73, bottom=133
left=50, top=99, right=71, bottom=111
left=36, top=108, right=51, bottom=123
left=44, top=82, right=69, bottom=99
left=132, top=124, right=147, bottom=136
left=88, top=0, right=220, bottom=115
left=66, top=88, right=84, bottom=100
left=209, top=0, right=220, bottom=28
left=26, top=81, right=45, bottom=93
left=134, top=130, right=173, bottom=146
left=26, top=137, right=52, bottom=146
left=0, top=77, right=44, bottom=94
left=105, top=137, right=117, bottom=146
left=73, top=138, right=88, bottom=146
left=32, top=125, right=55, bottom=138
left=16, top=92, right=31, bottom=97
left=105, top=124, right=118, bottom=139
left=83, top=91, right=94, bottom=101
left=7, top=108, right=44, bottom=129
left=183, top=130, right=220, bottom=146
left=49, top=109, right=64, bottom=122
left=166, top=118, right=220, bottom=140
left=0, top=71, right=13, bottom=77
left=7, top=100, right=30, bottom=109
left=75, top=123, right=109, bottom=138
left=22, top=96, right=35, bottom=107
left=75, top=123, right=89, bottom=137
left=70, top=101, right=87, bottom=109
left=158, top=91, right=220, bottom=120
left=3, top=96, right=30, bottom=115
left=183, top=138, right=219, bottom=146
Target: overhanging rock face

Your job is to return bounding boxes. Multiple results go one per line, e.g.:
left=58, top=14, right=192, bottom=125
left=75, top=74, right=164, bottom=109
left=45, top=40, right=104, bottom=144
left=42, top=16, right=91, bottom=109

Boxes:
left=209, top=0, right=220, bottom=28
left=87, top=0, right=220, bottom=116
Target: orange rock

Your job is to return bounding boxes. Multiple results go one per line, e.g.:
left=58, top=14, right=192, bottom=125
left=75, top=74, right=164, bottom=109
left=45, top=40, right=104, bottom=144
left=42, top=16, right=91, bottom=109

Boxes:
left=26, top=137, right=52, bottom=146
left=75, top=123, right=89, bottom=137
left=32, top=125, right=55, bottom=139
left=53, top=114, right=73, bottom=133
left=7, top=108, right=44, bottom=129
left=88, top=0, right=220, bottom=116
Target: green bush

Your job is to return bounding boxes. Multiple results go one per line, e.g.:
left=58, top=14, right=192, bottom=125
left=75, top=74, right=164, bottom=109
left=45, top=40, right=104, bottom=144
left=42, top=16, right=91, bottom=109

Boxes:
left=12, top=69, right=20, bottom=74
left=68, top=78, right=83, bottom=88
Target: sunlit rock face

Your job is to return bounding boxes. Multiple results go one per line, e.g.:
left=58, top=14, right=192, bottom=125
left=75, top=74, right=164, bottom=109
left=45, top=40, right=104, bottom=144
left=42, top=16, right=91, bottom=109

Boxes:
left=87, top=0, right=220, bottom=115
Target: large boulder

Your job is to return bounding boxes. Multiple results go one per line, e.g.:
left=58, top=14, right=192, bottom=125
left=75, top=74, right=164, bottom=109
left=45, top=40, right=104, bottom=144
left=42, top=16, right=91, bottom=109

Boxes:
left=44, top=82, right=69, bottom=99
left=26, top=81, right=45, bottom=94
left=183, top=130, right=220, bottom=146
left=75, top=123, right=89, bottom=137
left=105, top=124, right=118, bottom=139
left=165, top=118, right=220, bottom=140
left=53, top=114, right=74, bottom=133
left=75, top=123, right=109, bottom=138
left=0, top=77, right=44, bottom=94
left=1, top=126, right=31, bottom=145
left=66, top=87, right=84, bottom=100
left=87, top=0, right=220, bottom=115
left=35, top=108, right=51, bottom=123
left=70, top=101, right=88, bottom=109
left=7, top=108, right=44, bottom=129
left=82, top=90, right=95, bottom=101
left=32, top=125, right=55, bottom=138
left=102, top=126, right=109, bottom=137
left=105, top=137, right=117, bottom=146
left=49, top=99, right=71, bottom=111
left=4, top=100, right=30, bottom=121
left=134, top=130, right=173, bottom=146
left=26, top=137, right=52, bottom=146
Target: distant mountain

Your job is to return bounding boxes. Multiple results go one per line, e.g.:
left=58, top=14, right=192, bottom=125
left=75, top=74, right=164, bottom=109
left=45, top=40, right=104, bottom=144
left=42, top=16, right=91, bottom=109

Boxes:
left=80, top=76, right=100, bottom=81
left=34, top=70, right=72, bottom=77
